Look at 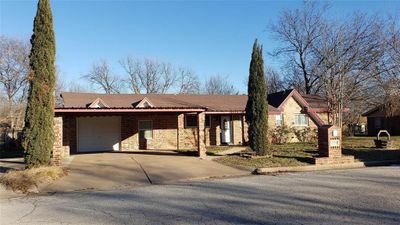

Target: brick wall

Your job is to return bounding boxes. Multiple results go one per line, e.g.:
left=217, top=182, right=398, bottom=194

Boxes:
left=63, top=116, right=76, bottom=154
left=242, top=116, right=249, bottom=144
left=281, top=97, right=318, bottom=142
left=209, top=115, right=221, bottom=146
left=197, top=112, right=206, bottom=157
left=57, top=112, right=250, bottom=157
left=178, top=113, right=198, bottom=150
left=232, top=115, right=243, bottom=145
left=121, top=114, right=178, bottom=150
left=52, top=116, right=63, bottom=166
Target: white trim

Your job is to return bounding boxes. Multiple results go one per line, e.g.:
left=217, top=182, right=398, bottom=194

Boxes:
left=135, top=97, right=154, bottom=108
left=293, top=113, right=309, bottom=126
left=88, top=98, right=109, bottom=108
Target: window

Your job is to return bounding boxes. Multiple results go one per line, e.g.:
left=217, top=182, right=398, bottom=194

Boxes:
left=275, top=115, right=283, bottom=126
left=205, top=115, right=211, bottom=127
left=139, top=120, right=153, bottom=139
left=374, top=118, right=382, bottom=129
left=294, top=114, right=309, bottom=126
left=185, top=114, right=198, bottom=128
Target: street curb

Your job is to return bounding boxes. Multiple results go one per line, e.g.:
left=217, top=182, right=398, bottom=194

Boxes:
left=255, top=160, right=400, bottom=174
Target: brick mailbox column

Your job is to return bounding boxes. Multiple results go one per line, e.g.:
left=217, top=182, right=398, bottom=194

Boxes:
left=314, top=125, right=354, bottom=165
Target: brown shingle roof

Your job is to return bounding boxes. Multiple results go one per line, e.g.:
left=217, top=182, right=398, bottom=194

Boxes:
left=59, top=91, right=328, bottom=113
left=60, top=92, right=282, bottom=112
left=302, top=94, right=328, bottom=109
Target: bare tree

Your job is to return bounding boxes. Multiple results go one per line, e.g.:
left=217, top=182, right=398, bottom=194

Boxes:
left=0, top=36, right=30, bottom=129
left=265, top=67, right=285, bottom=94
left=271, top=1, right=328, bottom=94
left=315, top=14, right=386, bottom=125
left=177, top=67, right=200, bottom=94
left=373, top=17, right=400, bottom=116
left=82, top=59, right=122, bottom=94
left=204, top=75, right=238, bottom=95
left=120, top=56, right=177, bottom=94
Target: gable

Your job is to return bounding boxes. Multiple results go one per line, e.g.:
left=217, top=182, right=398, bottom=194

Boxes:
left=282, top=97, right=303, bottom=113
left=135, top=97, right=154, bottom=108
left=282, top=96, right=324, bottom=126
left=87, top=98, right=109, bottom=108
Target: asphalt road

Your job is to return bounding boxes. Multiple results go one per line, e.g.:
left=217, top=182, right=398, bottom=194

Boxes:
left=1, top=166, right=399, bottom=225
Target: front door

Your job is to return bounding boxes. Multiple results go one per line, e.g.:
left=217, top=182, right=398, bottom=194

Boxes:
left=221, top=116, right=231, bottom=144
left=138, top=120, right=152, bottom=150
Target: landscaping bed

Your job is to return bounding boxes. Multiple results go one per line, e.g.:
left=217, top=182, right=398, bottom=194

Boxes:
left=0, top=166, right=67, bottom=193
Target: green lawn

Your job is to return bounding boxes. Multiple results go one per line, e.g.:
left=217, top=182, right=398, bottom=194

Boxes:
left=215, top=136, right=400, bottom=169
left=342, top=136, right=400, bottom=149
left=342, top=136, right=400, bottom=162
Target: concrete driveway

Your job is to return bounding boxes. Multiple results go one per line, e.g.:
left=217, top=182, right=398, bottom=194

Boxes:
left=42, top=151, right=248, bottom=193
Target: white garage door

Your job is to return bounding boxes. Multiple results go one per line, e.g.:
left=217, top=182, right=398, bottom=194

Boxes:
left=77, top=116, right=121, bottom=152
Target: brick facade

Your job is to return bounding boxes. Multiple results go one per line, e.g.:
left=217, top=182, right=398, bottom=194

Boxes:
left=232, top=115, right=243, bottom=145
left=120, top=114, right=178, bottom=150
left=52, top=116, right=70, bottom=166
left=52, top=117, right=63, bottom=166
left=209, top=115, right=221, bottom=145
left=178, top=113, right=198, bottom=150
left=197, top=112, right=206, bottom=157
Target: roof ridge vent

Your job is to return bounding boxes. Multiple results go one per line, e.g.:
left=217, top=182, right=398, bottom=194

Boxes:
left=88, top=98, right=109, bottom=108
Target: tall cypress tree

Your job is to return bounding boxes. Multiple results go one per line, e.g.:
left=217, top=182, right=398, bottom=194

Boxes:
left=245, top=40, right=269, bottom=156
left=23, top=0, right=56, bottom=168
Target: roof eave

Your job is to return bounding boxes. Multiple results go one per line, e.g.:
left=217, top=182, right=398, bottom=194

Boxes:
left=54, top=108, right=206, bottom=113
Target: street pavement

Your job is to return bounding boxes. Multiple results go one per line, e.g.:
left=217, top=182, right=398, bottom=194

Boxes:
left=1, top=166, right=399, bottom=225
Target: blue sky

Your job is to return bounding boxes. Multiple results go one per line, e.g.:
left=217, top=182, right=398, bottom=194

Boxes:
left=1, top=0, right=399, bottom=93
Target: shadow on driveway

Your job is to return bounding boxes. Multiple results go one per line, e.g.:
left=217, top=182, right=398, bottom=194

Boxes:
left=41, top=152, right=250, bottom=193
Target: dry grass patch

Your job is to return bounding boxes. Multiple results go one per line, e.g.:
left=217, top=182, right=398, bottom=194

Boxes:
left=206, top=146, right=235, bottom=155
left=215, top=143, right=318, bottom=168
left=0, top=167, right=67, bottom=193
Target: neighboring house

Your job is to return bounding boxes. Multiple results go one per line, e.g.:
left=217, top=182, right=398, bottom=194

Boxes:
left=52, top=89, right=329, bottom=163
left=362, top=105, right=400, bottom=136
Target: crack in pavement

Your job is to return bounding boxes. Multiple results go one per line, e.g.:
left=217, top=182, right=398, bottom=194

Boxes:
left=17, top=198, right=38, bottom=222
left=131, top=157, right=152, bottom=184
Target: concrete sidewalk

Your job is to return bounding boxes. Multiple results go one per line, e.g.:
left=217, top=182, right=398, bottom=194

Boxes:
left=0, top=157, right=25, bottom=173
left=41, top=152, right=249, bottom=193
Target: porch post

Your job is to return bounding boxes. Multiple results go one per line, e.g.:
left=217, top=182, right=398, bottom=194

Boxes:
left=241, top=115, right=245, bottom=145
left=197, top=112, right=206, bottom=158
left=52, top=116, right=63, bottom=166
left=177, top=113, right=184, bottom=150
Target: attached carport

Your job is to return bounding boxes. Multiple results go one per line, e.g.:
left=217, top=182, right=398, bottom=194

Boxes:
left=52, top=108, right=207, bottom=165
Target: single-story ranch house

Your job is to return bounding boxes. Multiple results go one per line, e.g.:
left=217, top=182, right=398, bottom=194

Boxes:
left=362, top=105, right=400, bottom=136
left=52, top=89, right=330, bottom=164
